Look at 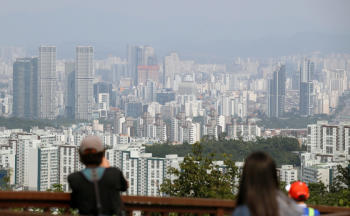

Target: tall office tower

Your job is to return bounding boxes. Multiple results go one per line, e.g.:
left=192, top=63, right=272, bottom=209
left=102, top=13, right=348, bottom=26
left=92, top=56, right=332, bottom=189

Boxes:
left=93, top=82, right=112, bottom=104
left=142, top=46, right=154, bottom=65
left=65, top=62, right=75, bottom=119
left=267, top=63, right=286, bottom=117
left=12, top=58, right=38, bottom=118
left=144, top=80, right=157, bottom=102
left=134, top=46, right=143, bottom=86
left=148, top=54, right=158, bottom=65
left=75, top=46, right=94, bottom=120
left=127, top=44, right=132, bottom=63
left=229, top=74, right=239, bottom=90
left=38, top=46, right=57, bottom=120
left=110, top=63, right=132, bottom=83
left=163, top=52, right=180, bottom=89
left=300, top=58, right=315, bottom=116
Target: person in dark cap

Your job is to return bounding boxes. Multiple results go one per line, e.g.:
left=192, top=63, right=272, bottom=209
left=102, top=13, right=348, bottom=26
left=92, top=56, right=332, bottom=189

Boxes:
left=68, top=136, right=128, bottom=216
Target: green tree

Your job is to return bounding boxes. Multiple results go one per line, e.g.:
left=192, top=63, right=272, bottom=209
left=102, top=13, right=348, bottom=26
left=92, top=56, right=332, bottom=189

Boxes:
left=0, top=169, right=12, bottom=191
left=306, top=181, right=339, bottom=206
left=160, top=141, right=239, bottom=199
left=331, top=163, right=350, bottom=193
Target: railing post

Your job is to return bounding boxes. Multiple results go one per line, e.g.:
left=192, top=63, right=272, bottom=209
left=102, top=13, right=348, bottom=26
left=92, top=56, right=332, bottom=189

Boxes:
left=127, top=210, right=133, bottom=216
left=216, top=208, right=224, bottom=216
left=42, top=207, right=50, bottom=213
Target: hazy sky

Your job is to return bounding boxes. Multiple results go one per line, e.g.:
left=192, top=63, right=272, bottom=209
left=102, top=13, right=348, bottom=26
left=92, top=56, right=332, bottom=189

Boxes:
left=1, top=0, right=349, bottom=29
left=1, top=0, right=349, bottom=59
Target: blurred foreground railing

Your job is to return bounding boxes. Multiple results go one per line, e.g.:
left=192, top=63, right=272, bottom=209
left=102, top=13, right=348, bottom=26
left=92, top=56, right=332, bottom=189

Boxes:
left=0, top=191, right=349, bottom=216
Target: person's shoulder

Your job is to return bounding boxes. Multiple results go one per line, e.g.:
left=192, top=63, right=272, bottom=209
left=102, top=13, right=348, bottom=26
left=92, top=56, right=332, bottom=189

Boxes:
left=232, top=205, right=250, bottom=216
left=313, top=208, right=321, bottom=216
left=106, top=167, right=122, bottom=172
left=104, top=167, right=122, bottom=175
left=68, top=171, right=82, bottom=181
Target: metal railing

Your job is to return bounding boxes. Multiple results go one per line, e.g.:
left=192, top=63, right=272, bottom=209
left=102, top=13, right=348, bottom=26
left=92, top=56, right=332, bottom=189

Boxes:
left=0, top=191, right=349, bottom=215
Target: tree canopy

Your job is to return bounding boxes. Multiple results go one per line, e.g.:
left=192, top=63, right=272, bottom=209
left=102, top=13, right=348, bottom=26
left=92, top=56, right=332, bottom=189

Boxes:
left=160, top=141, right=239, bottom=199
left=146, top=136, right=305, bottom=167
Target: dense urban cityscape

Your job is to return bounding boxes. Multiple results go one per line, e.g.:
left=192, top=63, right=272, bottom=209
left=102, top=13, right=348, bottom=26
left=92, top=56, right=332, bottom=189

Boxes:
left=0, top=1, right=350, bottom=214
left=1, top=45, right=350, bottom=196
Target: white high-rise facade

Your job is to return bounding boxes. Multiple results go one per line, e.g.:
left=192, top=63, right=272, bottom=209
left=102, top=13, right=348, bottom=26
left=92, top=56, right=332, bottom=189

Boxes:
left=300, top=58, right=315, bottom=116
left=163, top=52, right=180, bottom=89
left=38, top=46, right=57, bottom=119
left=75, top=46, right=94, bottom=120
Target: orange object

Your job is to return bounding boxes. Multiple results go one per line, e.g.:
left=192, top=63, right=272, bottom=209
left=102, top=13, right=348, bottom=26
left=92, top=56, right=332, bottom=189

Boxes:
left=289, top=181, right=309, bottom=200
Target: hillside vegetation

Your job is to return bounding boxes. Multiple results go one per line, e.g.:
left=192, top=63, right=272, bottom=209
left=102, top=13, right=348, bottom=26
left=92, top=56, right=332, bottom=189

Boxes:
left=146, top=136, right=306, bottom=167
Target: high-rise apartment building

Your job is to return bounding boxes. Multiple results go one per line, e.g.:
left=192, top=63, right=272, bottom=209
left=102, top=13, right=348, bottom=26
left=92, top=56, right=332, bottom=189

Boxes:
left=1, top=47, right=26, bottom=61
left=127, top=45, right=157, bottom=86
left=267, top=63, right=286, bottom=117
left=38, top=46, right=57, bottom=120
left=300, top=58, right=315, bottom=116
left=65, top=62, right=75, bottom=119
left=137, top=65, right=160, bottom=84
left=13, top=58, right=38, bottom=118
left=142, top=46, right=154, bottom=65
left=163, top=52, right=180, bottom=89
left=75, top=46, right=94, bottom=120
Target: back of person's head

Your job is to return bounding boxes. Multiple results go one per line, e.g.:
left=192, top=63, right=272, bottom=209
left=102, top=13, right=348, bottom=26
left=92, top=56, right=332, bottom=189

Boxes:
left=237, top=152, right=279, bottom=216
left=79, top=136, right=105, bottom=166
left=287, top=181, right=309, bottom=202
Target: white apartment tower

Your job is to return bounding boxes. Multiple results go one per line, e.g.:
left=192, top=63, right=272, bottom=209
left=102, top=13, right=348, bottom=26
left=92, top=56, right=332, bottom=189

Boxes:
left=300, top=58, right=315, bottom=116
left=38, top=46, right=57, bottom=119
left=163, top=52, right=180, bottom=89
left=75, top=46, right=94, bottom=120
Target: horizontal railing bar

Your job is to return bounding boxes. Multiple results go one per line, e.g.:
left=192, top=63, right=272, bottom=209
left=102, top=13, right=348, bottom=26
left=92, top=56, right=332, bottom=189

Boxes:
left=0, top=191, right=236, bottom=208
left=0, top=201, right=70, bottom=208
left=122, top=195, right=236, bottom=207
left=307, top=205, right=350, bottom=213
left=0, top=210, right=55, bottom=216
left=1, top=191, right=350, bottom=214
left=124, top=203, right=234, bottom=214
left=0, top=191, right=70, bottom=201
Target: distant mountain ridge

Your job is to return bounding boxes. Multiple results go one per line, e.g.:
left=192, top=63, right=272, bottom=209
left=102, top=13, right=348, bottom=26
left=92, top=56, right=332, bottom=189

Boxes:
left=0, top=7, right=348, bottom=61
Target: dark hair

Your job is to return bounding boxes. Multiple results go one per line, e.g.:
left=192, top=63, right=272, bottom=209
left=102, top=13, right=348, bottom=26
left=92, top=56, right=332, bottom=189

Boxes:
left=79, top=149, right=105, bottom=166
left=237, top=152, right=279, bottom=216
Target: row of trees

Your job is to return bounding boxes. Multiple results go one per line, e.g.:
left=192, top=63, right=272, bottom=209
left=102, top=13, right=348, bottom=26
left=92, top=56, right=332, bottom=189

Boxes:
left=146, top=135, right=305, bottom=167
left=0, top=116, right=114, bottom=132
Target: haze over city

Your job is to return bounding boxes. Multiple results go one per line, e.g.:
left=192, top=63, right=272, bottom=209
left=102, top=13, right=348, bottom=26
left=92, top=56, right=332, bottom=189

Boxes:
left=1, top=1, right=350, bottom=214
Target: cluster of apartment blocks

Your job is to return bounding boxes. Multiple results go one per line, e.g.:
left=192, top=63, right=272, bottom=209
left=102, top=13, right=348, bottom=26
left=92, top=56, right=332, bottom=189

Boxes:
left=5, top=121, right=350, bottom=194
left=0, top=127, right=185, bottom=196
left=299, top=121, right=350, bottom=189
left=112, top=108, right=261, bottom=146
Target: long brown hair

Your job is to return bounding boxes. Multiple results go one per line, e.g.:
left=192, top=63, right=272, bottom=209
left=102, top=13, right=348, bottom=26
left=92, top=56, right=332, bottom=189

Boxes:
left=237, top=152, right=279, bottom=216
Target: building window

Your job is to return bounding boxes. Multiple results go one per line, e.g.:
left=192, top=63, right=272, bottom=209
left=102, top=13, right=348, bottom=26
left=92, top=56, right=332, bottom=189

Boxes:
left=307, top=145, right=311, bottom=153
left=326, top=127, right=333, bottom=136
left=326, top=146, right=333, bottom=154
